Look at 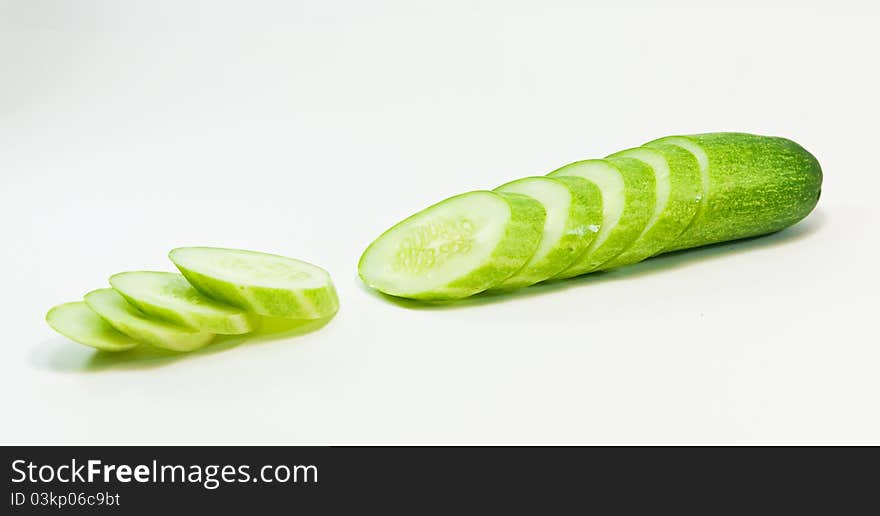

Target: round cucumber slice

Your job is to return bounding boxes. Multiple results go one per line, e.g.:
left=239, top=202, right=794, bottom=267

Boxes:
left=548, top=158, right=655, bottom=278
left=599, top=144, right=702, bottom=268
left=46, top=302, right=140, bottom=352
left=84, top=288, right=214, bottom=352
left=492, top=176, right=602, bottom=289
left=110, top=271, right=257, bottom=335
left=169, top=247, right=339, bottom=319
left=358, top=190, right=545, bottom=300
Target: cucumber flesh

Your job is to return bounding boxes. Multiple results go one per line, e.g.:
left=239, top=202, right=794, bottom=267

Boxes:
left=110, top=271, right=257, bottom=334
left=493, top=176, right=602, bottom=289
left=600, top=144, right=702, bottom=268
left=548, top=158, right=655, bottom=277
left=358, top=190, right=545, bottom=300
left=169, top=247, right=339, bottom=319
left=647, top=133, right=822, bottom=252
left=84, top=288, right=214, bottom=352
left=46, top=302, right=140, bottom=352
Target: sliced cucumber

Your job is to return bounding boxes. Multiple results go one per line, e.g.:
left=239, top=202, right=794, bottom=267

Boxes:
left=548, top=158, right=655, bottom=277
left=644, top=135, right=710, bottom=252
left=84, top=289, right=214, bottom=352
left=169, top=247, right=339, bottom=319
left=492, top=176, right=602, bottom=289
left=110, top=271, right=257, bottom=335
left=646, top=133, right=822, bottom=252
left=46, top=302, right=140, bottom=352
left=599, top=144, right=702, bottom=268
left=358, top=190, right=545, bottom=300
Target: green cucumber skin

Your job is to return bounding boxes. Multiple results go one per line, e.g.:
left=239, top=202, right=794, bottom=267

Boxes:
left=173, top=264, right=339, bottom=320
left=649, top=133, right=822, bottom=252
left=550, top=157, right=655, bottom=278
left=493, top=176, right=603, bottom=289
left=600, top=144, right=702, bottom=269
left=418, top=192, right=545, bottom=300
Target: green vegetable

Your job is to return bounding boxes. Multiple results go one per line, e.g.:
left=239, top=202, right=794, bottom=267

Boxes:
left=358, top=131, right=822, bottom=301
left=110, top=271, right=257, bottom=334
left=358, top=191, right=545, bottom=300
left=492, top=176, right=603, bottom=289
left=599, top=144, right=702, bottom=268
left=84, top=289, right=214, bottom=351
left=645, top=133, right=822, bottom=252
left=169, top=247, right=339, bottom=319
left=46, top=302, right=139, bottom=352
left=548, top=158, right=655, bottom=277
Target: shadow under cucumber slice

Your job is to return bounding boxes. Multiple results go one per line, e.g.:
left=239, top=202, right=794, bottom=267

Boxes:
left=169, top=247, right=339, bottom=320
left=46, top=301, right=140, bottom=352
left=599, top=144, right=702, bottom=269
left=548, top=158, right=655, bottom=278
left=358, top=190, right=545, bottom=300
left=110, top=271, right=257, bottom=335
left=84, top=288, right=214, bottom=352
left=492, top=176, right=602, bottom=289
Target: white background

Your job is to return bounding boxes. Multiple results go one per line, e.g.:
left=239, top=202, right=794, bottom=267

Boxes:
left=2, top=0, right=878, bottom=444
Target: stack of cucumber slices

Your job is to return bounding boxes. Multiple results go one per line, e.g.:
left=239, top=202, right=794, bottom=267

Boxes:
left=46, top=248, right=338, bottom=352
left=359, top=132, right=823, bottom=301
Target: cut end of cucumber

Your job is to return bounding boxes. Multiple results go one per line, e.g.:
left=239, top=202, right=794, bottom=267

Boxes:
left=169, top=247, right=339, bottom=319
left=359, top=190, right=544, bottom=300
left=110, top=271, right=257, bottom=335
left=46, top=302, right=140, bottom=352
left=359, top=191, right=511, bottom=298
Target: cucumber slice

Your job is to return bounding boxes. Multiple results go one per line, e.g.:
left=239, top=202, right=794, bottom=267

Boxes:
left=492, top=176, right=602, bottom=289
left=646, top=133, right=822, bottom=252
left=644, top=135, right=710, bottom=252
left=84, top=289, right=214, bottom=352
left=110, top=271, right=257, bottom=335
left=46, top=302, right=140, bottom=352
left=599, top=144, right=702, bottom=268
left=169, top=247, right=339, bottom=319
left=548, top=158, right=655, bottom=277
left=358, top=190, right=545, bottom=300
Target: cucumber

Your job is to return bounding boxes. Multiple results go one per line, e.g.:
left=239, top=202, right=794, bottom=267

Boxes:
left=109, top=271, right=257, bottom=335
left=46, top=302, right=140, bottom=352
left=84, top=289, right=214, bottom=352
left=646, top=133, right=822, bottom=252
left=169, top=247, right=339, bottom=319
left=548, top=158, right=655, bottom=278
left=599, top=144, right=702, bottom=268
left=358, top=132, right=821, bottom=301
left=492, top=176, right=603, bottom=289
left=358, top=191, right=545, bottom=300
